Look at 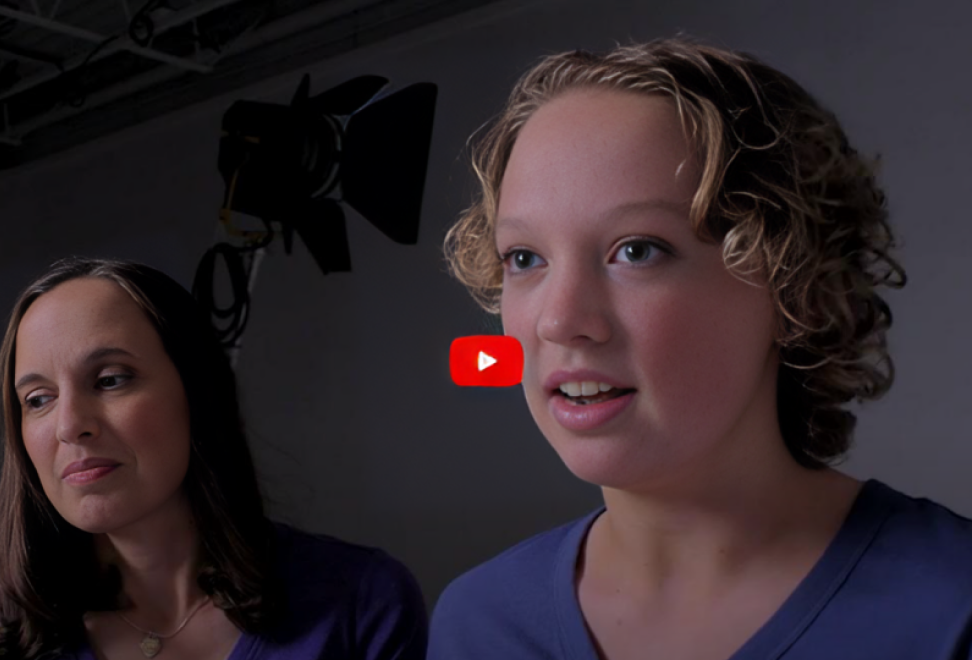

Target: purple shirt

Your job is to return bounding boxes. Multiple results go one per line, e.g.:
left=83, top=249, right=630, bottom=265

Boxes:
left=429, top=480, right=972, bottom=659
left=67, top=523, right=427, bottom=660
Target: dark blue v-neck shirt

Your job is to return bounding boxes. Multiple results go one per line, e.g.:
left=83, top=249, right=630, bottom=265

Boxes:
left=428, top=480, right=972, bottom=659
left=65, top=524, right=427, bottom=660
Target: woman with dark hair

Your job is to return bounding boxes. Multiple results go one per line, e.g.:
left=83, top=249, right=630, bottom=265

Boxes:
left=0, top=257, right=426, bottom=660
left=429, top=38, right=972, bottom=658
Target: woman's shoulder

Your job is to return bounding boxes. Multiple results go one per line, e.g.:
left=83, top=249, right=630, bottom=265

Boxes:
left=270, top=521, right=422, bottom=602
left=265, top=521, right=427, bottom=659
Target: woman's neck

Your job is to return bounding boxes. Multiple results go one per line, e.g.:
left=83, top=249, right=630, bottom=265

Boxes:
left=95, top=491, right=207, bottom=631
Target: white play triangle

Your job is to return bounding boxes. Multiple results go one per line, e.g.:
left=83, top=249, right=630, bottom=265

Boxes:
left=478, top=351, right=497, bottom=371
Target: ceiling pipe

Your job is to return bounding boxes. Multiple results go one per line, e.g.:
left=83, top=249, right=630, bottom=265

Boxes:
left=0, top=0, right=246, bottom=102
left=1, top=0, right=381, bottom=139
left=2, top=0, right=493, bottom=151
left=0, top=41, right=61, bottom=66
left=0, top=103, right=19, bottom=145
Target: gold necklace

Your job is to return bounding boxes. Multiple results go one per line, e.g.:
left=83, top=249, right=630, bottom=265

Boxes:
left=116, top=597, right=210, bottom=658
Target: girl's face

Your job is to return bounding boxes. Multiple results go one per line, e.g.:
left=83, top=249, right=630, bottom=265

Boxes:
left=14, top=277, right=192, bottom=533
left=496, top=89, right=781, bottom=492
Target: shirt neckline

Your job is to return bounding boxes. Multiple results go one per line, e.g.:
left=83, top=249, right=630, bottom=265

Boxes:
left=75, top=625, right=256, bottom=660
left=553, top=479, right=899, bottom=660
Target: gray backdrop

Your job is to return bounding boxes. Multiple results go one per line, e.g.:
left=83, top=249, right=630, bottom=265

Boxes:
left=1, top=0, right=970, bottom=605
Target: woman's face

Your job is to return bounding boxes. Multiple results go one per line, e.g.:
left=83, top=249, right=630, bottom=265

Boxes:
left=14, top=277, right=192, bottom=533
left=496, top=89, right=781, bottom=492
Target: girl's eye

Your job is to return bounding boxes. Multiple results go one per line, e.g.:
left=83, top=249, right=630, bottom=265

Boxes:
left=613, top=239, right=667, bottom=265
left=502, top=249, right=545, bottom=273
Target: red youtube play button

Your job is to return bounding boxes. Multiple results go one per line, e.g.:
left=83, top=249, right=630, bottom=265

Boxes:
left=450, top=335, right=523, bottom=387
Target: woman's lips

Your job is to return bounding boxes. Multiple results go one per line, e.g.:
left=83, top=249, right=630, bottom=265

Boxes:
left=63, top=465, right=118, bottom=484
left=61, top=459, right=121, bottom=485
left=548, top=390, right=635, bottom=431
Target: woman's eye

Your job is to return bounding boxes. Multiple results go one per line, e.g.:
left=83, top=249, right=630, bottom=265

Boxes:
left=502, top=249, right=545, bottom=272
left=614, top=240, right=665, bottom=264
left=24, top=394, right=53, bottom=410
left=97, top=374, right=130, bottom=389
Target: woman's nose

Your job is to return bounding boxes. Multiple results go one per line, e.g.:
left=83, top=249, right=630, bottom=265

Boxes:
left=56, top=390, right=100, bottom=444
left=536, top=265, right=612, bottom=346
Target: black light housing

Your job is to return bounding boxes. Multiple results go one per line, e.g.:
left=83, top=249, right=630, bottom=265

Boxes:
left=195, top=74, right=437, bottom=352
left=217, top=74, right=438, bottom=274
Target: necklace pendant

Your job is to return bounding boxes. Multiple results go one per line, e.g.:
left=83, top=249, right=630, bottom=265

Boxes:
left=139, top=633, right=163, bottom=658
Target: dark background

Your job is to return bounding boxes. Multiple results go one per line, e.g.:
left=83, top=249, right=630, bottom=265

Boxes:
left=1, top=0, right=970, bottom=605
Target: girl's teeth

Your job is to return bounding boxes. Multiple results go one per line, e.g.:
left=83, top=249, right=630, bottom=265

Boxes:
left=559, top=381, right=616, bottom=397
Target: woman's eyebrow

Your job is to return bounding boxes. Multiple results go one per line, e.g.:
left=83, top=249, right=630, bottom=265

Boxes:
left=14, top=347, right=136, bottom=391
left=13, top=372, right=44, bottom=393
left=82, top=346, right=136, bottom=365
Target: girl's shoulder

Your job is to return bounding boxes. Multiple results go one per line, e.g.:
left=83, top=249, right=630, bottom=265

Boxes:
left=428, top=509, right=602, bottom=659
left=861, top=479, right=972, bottom=582
left=438, top=508, right=601, bottom=601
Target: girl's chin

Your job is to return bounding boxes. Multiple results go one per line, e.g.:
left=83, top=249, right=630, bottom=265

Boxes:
left=550, top=436, right=669, bottom=491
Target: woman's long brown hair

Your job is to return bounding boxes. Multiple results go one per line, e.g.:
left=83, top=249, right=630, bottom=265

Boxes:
left=0, top=257, right=277, bottom=658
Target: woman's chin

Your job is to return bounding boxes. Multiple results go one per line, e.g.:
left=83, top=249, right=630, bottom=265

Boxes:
left=59, top=498, right=134, bottom=535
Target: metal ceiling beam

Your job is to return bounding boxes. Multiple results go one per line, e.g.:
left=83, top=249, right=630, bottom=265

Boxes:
left=220, top=0, right=386, bottom=52
left=0, top=0, right=508, bottom=170
left=154, top=0, right=246, bottom=31
left=0, top=41, right=61, bottom=66
left=8, top=56, right=187, bottom=137
left=0, top=1, right=232, bottom=103
left=0, top=105, right=19, bottom=146
left=1, top=0, right=378, bottom=132
left=0, top=5, right=104, bottom=41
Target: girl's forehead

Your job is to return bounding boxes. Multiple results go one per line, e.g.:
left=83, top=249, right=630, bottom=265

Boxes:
left=496, top=90, right=697, bottom=237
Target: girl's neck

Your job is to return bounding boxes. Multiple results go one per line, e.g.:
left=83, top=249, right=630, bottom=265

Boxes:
left=591, top=464, right=861, bottom=599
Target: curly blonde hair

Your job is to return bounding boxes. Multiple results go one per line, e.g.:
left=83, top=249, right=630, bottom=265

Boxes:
left=444, top=38, right=905, bottom=468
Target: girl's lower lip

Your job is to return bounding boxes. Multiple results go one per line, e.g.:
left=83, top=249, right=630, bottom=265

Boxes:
left=63, top=465, right=119, bottom=485
left=549, top=391, right=635, bottom=431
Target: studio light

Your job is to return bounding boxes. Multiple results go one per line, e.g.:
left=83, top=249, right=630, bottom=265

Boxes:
left=193, top=74, right=438, bottom=353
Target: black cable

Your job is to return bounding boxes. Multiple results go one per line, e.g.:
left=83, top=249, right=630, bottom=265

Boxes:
left=61, top=34, right=119, bottom=107
left=192, top=242, right=252, bottom=349
left=193, top=210, right=275, bottom=350
left=128, top=0, right=164, bottom=47
left=61, top=0, right=163, bottom=108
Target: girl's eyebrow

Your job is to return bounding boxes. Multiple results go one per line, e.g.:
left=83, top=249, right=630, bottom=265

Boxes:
left=606, top=199, right=689, bottom=220
left=15, top=347, right=135, bottom=392
left=497, top=199, right=688, bottom=235
left=495, top=215, right=529, bottom=234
